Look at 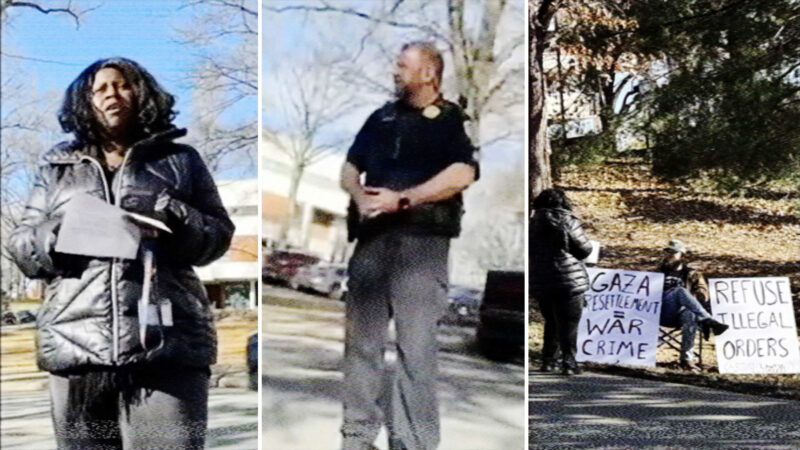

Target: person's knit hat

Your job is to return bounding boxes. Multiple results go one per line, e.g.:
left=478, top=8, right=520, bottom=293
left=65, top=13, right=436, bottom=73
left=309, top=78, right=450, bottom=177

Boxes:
left=664, top=239, right=688, bottom=254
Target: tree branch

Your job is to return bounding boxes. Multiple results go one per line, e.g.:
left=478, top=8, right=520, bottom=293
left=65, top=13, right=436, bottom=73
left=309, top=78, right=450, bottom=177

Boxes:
left=265, top=1, right=448, bottom=42
left=4, top=0, right=89, bottom=29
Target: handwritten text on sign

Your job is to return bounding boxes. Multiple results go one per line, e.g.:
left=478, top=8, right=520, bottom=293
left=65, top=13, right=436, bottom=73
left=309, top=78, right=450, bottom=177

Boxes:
left=577, top=268, right=664, bottom=368
left=710, top=277, right=800, bottom=374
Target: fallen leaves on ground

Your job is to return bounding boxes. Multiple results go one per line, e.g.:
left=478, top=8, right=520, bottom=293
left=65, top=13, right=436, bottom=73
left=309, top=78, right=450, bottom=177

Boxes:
left=531, top=157, right=800, bottom=394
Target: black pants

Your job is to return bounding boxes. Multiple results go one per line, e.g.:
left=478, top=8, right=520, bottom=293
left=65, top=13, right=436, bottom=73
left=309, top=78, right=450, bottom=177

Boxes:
left=49, top=365, right=209, bottom=449
left=535, top=290, right=584, bottom=366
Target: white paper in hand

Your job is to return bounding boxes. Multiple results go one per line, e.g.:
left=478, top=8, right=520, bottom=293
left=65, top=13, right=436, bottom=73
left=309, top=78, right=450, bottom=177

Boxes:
left=584, top=240, right=601, bottom=265
left=55, top=193, right=141, bottom=259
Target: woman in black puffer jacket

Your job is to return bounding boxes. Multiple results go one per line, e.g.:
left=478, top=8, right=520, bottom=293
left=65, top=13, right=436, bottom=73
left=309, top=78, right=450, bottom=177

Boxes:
left=530, top=189, right=593, bottom=375
left=8, top=58, right=234, bottom=449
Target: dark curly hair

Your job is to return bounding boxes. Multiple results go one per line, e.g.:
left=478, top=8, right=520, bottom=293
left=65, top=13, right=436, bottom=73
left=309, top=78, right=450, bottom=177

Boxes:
left=58, top=57, right=177, bottom=145
left=532, top=188, right=573, bottom=211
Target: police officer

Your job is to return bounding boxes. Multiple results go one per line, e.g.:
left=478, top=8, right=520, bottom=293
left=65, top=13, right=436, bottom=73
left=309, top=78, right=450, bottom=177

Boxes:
left=339, top=41, right=479, bottom=450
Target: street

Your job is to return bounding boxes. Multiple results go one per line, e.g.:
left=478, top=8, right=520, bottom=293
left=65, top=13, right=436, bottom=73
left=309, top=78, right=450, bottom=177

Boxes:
left=0, top=387, right=257, bottom=449
left=0, top=311, right=257, bottom=449
left=262, top=285, right=526, bottom=450
left=530, top=371, right=800, bottom=449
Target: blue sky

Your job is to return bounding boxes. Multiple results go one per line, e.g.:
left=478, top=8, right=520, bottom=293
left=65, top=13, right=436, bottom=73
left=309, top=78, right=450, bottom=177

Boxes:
left=2, top=0, right=254, bottom=136
left=1, top=1, right=257, bottom=181
left=3, top=2, right=194, bottom=125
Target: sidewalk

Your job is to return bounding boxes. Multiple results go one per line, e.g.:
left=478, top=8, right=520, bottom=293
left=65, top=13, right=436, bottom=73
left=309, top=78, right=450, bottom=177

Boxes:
left=0, top=387, right=257, bottom=449
left=530, top=370, right=800, bottom=449
left=262, top=286, right=526, bottom=450
left=0, top=311, right=258, bottom=448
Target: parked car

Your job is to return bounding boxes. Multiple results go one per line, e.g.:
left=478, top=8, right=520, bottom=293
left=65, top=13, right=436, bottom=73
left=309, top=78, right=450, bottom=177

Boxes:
left=0, top=310, right=36, bottom=326
left=16, top=310, right=36, bottom=324
left=262, top=250, right=320, bottom=285
left=290, top=262, right=348, bottom=300
left=2, top=311, right=18, bottom=326
left=247, top=332, right=258, bottom=391
left=443, top=285, right=483, bottom=325
left=476, top=270, right=524, bottom=361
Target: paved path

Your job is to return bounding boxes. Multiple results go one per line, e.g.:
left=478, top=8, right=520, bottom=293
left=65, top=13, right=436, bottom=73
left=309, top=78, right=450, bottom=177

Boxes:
left=262, top=286, right=526, bottom=450
left=530, top=371, right=800, bottom=449
left=0, top=388, right=257, bottom=449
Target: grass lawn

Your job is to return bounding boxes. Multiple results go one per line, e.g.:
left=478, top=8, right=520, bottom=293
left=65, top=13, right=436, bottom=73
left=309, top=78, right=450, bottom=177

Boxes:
left=530, top=157, right=800, bottom=399
left=0, top=310, right=257, bottom=393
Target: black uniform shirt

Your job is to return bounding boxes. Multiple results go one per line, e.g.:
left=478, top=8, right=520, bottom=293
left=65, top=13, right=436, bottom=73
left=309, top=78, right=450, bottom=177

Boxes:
left=345, top=98, right=479, bottom=239
left=346, top=98, right=479, bottom=191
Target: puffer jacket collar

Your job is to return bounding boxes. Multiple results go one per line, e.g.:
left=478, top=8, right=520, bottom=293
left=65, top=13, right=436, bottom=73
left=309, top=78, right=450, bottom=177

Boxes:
left=43, top=127, right=188, bottom=165
left=536, top=207, right=573, bottom=227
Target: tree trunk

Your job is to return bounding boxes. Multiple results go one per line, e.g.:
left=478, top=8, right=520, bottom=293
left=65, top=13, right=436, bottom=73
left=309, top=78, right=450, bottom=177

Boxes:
left=599, top=73, right=618, bottom=152
left=279, top=163, right=305, bottom=246
left=529, top=0, right=556, bottom=199
left=447, top=0, right=496, bottom=156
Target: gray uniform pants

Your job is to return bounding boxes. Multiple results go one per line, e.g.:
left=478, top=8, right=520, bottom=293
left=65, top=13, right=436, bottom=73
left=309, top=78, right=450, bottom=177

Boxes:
left=342, top=231, right=450, bottom=450
left=49, top=366, right=209, bottom=449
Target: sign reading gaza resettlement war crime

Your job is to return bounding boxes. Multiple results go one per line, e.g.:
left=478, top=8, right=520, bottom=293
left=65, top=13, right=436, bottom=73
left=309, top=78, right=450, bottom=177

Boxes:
left=577, top=268, right=664, bottom=368
left=710, top=277, right=800, bottom=374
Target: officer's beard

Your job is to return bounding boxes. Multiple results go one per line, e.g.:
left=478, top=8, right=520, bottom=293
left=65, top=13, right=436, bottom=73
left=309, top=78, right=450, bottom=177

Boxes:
left=394, top=82, right=410, bottom=101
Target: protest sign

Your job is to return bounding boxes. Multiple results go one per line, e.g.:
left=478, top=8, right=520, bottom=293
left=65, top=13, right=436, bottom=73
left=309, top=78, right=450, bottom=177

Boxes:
left=709, top=277, right=800, bottom=374
left=577, top=268, right=664, bottom=368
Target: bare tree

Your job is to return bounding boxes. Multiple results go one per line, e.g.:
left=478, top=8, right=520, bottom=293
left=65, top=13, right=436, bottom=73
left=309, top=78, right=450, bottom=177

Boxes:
left=266, top=0, right=526, bottom=273
left=0, top=72, right=63, bottom=300
left=265, top=0, right=525, bottom=157
left=1, top=2, right=97, bottom=300
left=263, top=59, right=359, bottom=243
left=2, top=0, right=83, bottom=26
left=176, top=0, right=257, bottom=174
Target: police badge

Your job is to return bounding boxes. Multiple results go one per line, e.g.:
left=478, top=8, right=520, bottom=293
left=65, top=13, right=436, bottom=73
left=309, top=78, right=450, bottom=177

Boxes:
left=422, top=104, right=441, bottom=119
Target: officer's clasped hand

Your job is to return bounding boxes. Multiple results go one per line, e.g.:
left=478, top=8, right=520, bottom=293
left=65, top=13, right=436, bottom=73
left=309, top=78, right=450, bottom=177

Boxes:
left=360, top=186, right=402, bottom=218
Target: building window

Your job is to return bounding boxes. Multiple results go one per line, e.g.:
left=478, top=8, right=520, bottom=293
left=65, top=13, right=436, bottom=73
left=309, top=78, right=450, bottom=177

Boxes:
left=312, top=208, right=335, bottom=227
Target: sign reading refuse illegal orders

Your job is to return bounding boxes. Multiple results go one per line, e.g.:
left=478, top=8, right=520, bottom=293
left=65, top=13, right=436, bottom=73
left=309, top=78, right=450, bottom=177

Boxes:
left=709, top=277, right=800, bottom=374
left=577, top=268, right=664, bottom=368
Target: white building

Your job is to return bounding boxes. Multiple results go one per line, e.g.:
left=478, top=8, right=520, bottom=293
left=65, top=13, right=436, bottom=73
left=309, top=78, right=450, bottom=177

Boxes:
left=195, top=178, right=260, bottom=309
left=261, top=138, right=350, bottom=261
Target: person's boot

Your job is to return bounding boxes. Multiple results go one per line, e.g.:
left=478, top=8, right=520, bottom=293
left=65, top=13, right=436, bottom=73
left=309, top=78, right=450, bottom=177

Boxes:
left=703, top=318, right=729, bottom=336
left=388, top=437, right=407, bottom=450
left=561, top=357, right=582, bottom=376
left=679, top=360, right=701, bottom=373
left=540, top=358, right=558, bottom=373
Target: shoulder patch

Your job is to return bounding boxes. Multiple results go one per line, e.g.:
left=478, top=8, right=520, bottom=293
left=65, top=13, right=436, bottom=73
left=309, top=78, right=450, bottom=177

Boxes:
left=375, top=101, right=398, bottom=122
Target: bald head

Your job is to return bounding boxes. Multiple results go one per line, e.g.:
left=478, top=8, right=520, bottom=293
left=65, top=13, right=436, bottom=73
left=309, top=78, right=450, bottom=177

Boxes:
left=394, top=41, right=444, bottom=102
left=401, top=41, right=444, bottom=84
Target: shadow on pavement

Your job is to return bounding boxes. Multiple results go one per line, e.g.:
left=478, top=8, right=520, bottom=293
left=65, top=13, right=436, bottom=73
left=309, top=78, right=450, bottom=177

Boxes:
left=263, top=302, right=525, bottom=450
left=529, top=371, right=800, bottom=449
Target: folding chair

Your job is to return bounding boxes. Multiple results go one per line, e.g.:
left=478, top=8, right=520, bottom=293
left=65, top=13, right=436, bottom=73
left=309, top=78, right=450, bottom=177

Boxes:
left=658, top=326, right=704, bottom=366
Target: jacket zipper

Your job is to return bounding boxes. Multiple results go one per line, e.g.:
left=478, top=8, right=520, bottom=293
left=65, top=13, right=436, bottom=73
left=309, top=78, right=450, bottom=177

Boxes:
left=80, top=155, right=119, bottom=363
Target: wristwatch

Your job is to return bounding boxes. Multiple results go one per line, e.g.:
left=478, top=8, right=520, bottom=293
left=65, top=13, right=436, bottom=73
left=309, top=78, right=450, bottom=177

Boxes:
left=398, top=196, right=411, bottom=210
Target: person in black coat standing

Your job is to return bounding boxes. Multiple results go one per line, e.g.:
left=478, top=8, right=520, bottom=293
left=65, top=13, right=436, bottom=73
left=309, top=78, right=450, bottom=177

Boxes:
left=530, top=189, right=593, bottom=375
left=9, top=57, right=234, bottom=449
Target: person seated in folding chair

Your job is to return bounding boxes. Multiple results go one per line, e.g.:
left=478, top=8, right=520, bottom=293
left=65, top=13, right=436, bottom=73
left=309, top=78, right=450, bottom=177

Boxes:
left=658, top=239, right=729, bottom=372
